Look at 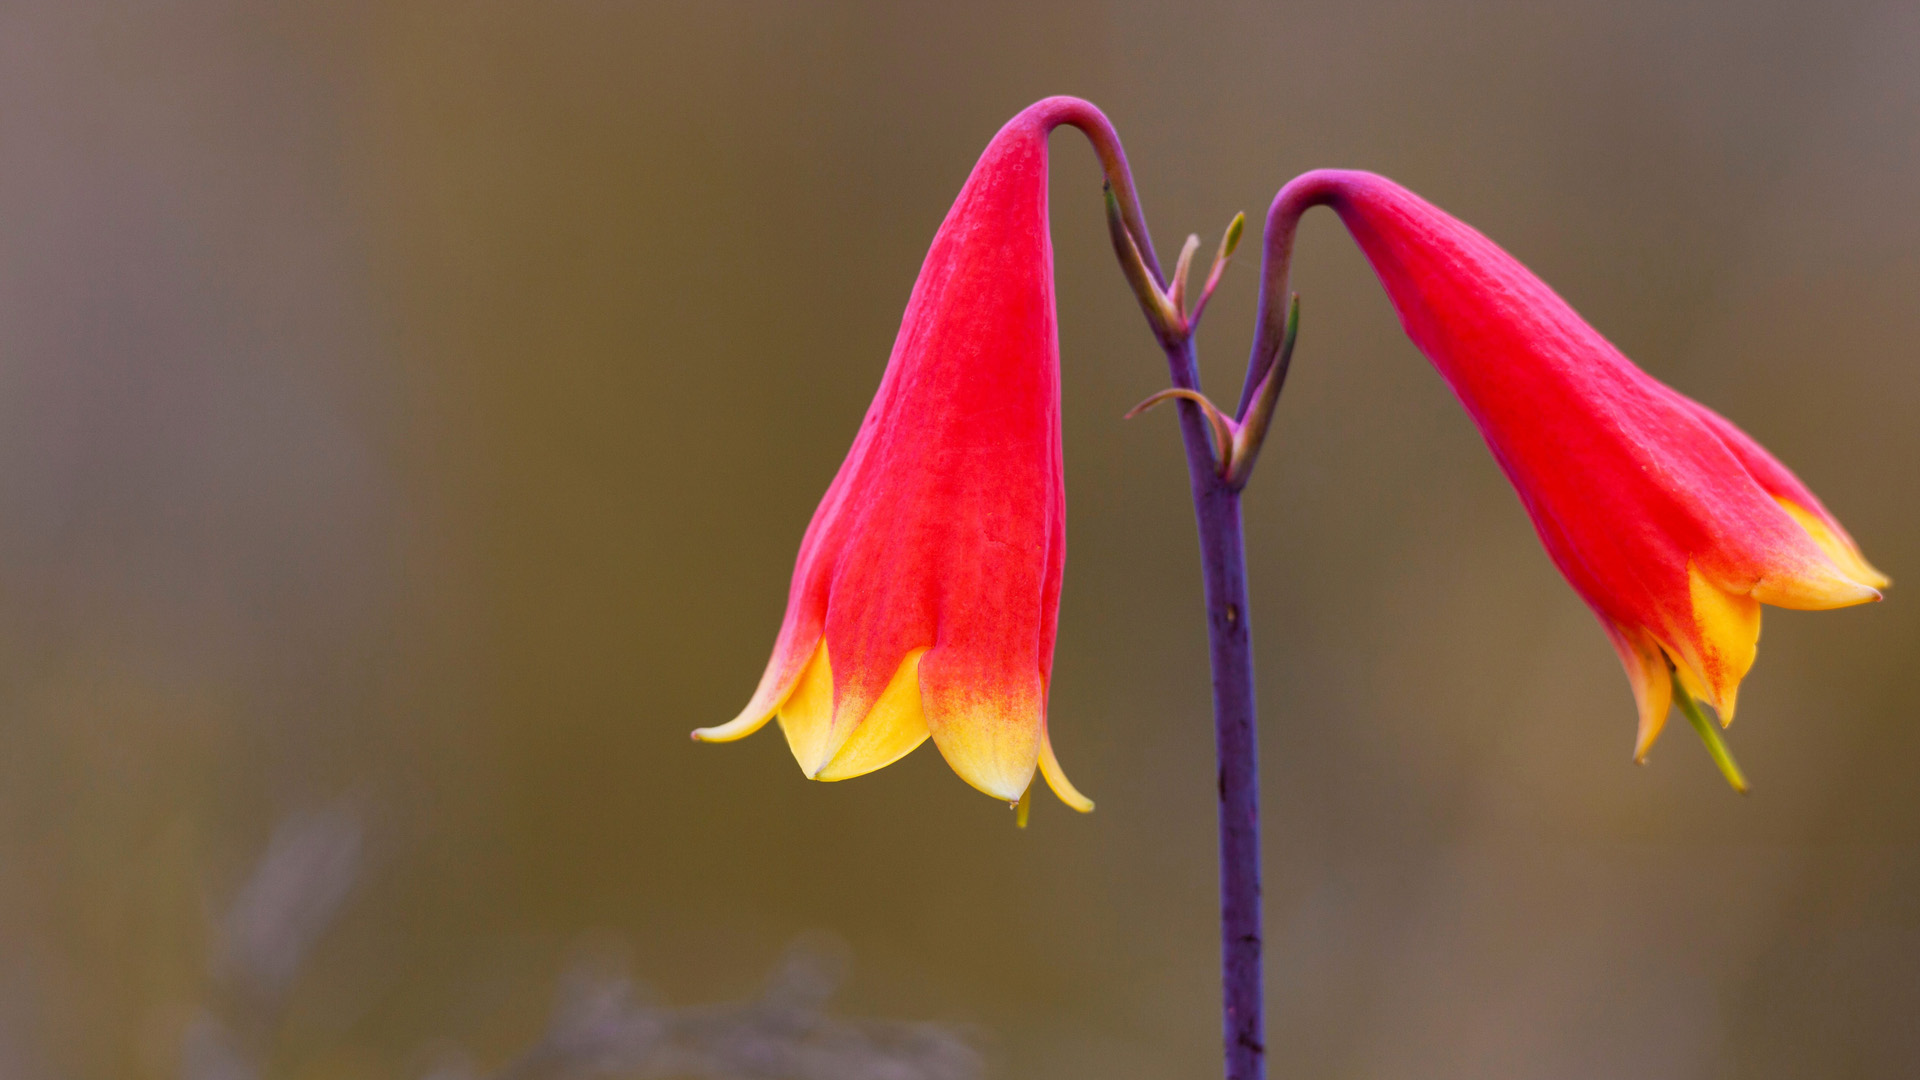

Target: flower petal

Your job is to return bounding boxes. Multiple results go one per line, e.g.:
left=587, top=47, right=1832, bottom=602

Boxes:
left=1038, top=729, right=1094, bottom=812
left=815, top=649, right=931, bottom=781
left=1663, top=563, right=1761, bottom=725
left=775, top=640, right=838, bottom=777
left=690, top=701, right=779, bottom=744
left=1771, top=497, right=1890, bottom=596
left=920, top=647, right=1042, bottom=803
left=1606, top=623, right=1674, bottom=762
left=1264, top=170, right=1888, bottom=770
left=694, top=633, right=818, bottom=743
left=1683, top=398, right=1889, bottom=592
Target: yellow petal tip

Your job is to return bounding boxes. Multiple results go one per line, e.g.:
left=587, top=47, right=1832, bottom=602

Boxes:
left=1632, top=735, right=1657, bottom=766
left=1677, top=565, right=1759, bottom=720
left=1039, top=731, right=1094, bottom=812
left=921, top=683, right=1043, bottom=804
left=1609, top=623, right=1673, bottom=766
left=691, top=708, right=775, bottom=744
left=1774, top=498, right=1891, bottom=596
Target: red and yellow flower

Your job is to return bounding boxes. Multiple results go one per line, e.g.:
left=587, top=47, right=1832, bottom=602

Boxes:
left=1263, top=169, right=1887, bottom=763
left=693, top=100, right=1099, bottom=812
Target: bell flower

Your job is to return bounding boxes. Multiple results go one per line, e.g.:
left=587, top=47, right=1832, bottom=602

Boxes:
left=692, top=99, right=1110, bottom=813
left=1259, top=170, right=1887, bottom=765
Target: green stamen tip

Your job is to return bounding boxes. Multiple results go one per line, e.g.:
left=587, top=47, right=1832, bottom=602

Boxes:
left=1673, top=684, right=1750, bottom=794
left=1014, top=785, right=1032, bottom=828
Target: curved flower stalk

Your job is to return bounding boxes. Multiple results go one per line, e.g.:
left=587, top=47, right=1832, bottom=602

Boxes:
left=1246, top=169, right=1888, bottom=781
left=694, top=97, right=1161, bottom=815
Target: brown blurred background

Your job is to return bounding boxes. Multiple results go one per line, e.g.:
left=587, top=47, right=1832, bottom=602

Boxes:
left=1, top=1, right=1916, bottom=1077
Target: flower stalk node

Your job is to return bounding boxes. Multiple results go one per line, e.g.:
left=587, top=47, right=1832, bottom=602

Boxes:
left=1124, top=293, right=1300, bottom=492
left=1104, top=183, right=1245, bottom=346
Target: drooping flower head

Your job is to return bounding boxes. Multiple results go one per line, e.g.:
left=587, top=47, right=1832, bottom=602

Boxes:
left=693, top=98, right=1118, bottom=812
left=1258, top=170, right=1887, bottom=761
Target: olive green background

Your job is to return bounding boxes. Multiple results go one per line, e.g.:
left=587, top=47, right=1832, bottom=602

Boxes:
left=2, top=1, right=1916, bottom=1077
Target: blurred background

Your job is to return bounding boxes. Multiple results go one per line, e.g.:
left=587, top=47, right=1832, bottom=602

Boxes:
left=1, top=1, right=1916, bottom=1077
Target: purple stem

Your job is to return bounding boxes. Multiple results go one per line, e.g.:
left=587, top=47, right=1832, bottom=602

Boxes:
left=1166, top=334, right=1266, bottom=1080
left=1034, top=96, right=1267, bottom=1080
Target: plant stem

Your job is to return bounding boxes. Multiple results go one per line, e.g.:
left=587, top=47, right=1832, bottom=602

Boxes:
left=1673, top=681, right=1750, bottom=794
left=1164, top=335, right=1266, bottom=1080
left=1040, top=95, right=1267, bottom=1080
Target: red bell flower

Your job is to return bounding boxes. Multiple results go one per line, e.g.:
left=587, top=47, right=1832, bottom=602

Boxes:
left=1262, top=170, right=1887, bottom=765
left=693, top=99, right=1107, bottom=812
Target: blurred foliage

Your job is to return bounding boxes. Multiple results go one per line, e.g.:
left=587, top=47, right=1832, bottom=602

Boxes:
left=182, top=808, right=976, bottom=1080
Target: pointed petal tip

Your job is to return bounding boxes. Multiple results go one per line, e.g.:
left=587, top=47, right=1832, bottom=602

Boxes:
left=704, top=634, right=822, bottom=746
left=1772, top=498, right=1892, bottom=597
left=1679, top=565, right=1759, bottom=721
left=1039, top=732, right=1094, bottom=812
left=1826, top=577, right=1884, bottom=607
left=691, top=707, right=776, bottom=744
left=1753, top=569, right=1885, bottom=611
left=928, top=733, right=1037, bottom=804
left=1632, top=695, right=1670, bottom=762
left=919, top=670, right=1046, bottom=806
left=1632, top=734, right=1657, bottom=766
left=1608, top=623, right=1672, bottom=767
left=1849, top=560, right=1892, bottom=593
left=958, top=768, right=1034, bottom=805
